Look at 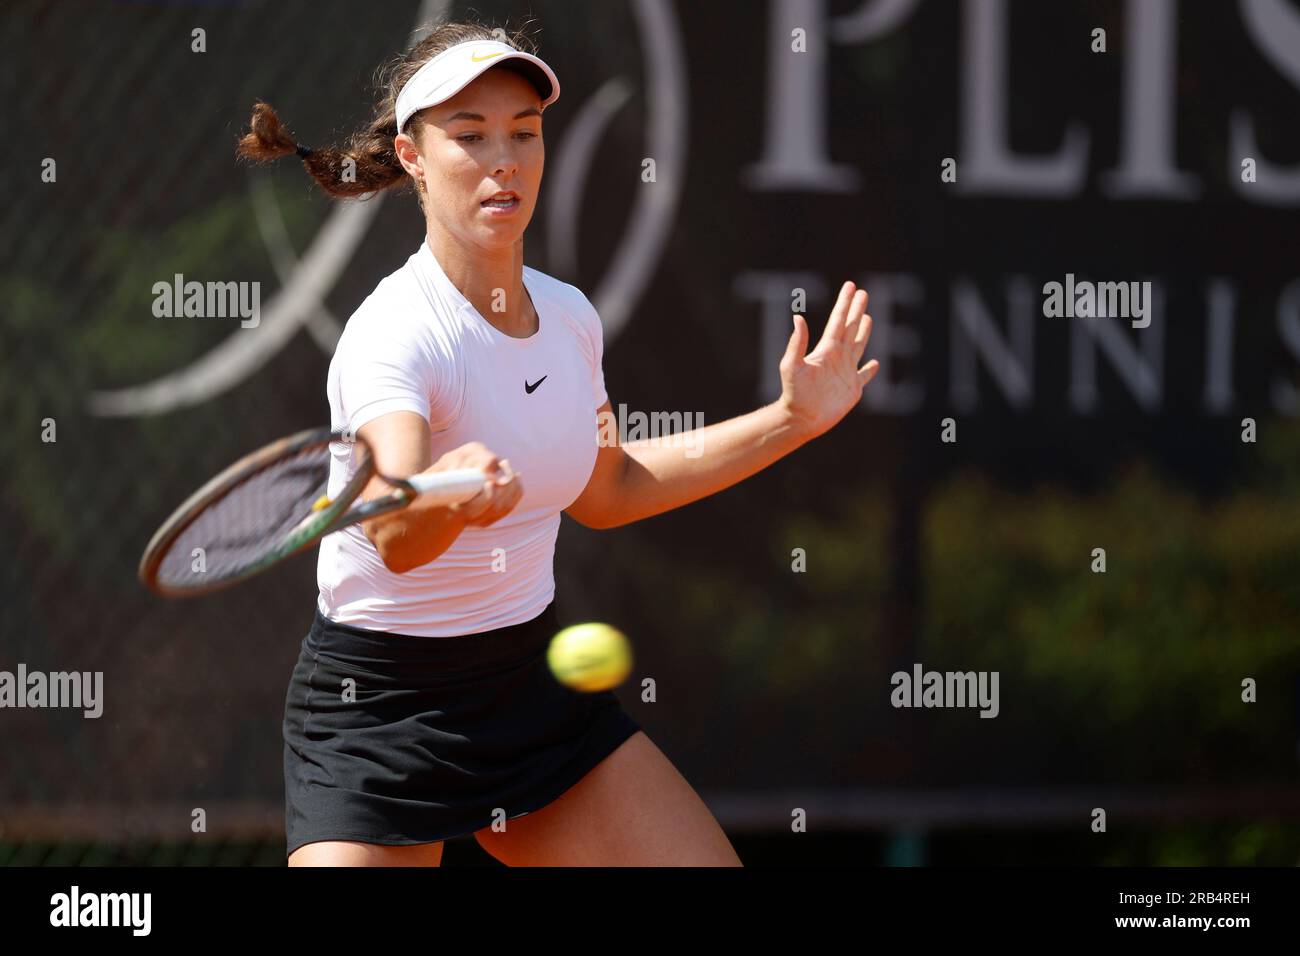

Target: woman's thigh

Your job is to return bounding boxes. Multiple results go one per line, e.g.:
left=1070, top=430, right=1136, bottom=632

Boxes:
left=288, top=840, right=444, bottom=867
left=473, top=730, right=741, bottom=866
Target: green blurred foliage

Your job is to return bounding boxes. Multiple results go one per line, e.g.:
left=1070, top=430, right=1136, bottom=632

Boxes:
left=924, top=432, right=1300, bottom=786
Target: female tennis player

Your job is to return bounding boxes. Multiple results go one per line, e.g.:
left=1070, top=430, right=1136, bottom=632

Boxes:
left=237, top=18, right=878, bottom=867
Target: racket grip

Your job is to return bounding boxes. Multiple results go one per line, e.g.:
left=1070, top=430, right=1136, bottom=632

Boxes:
left=405, top=468, right=489, bottom=506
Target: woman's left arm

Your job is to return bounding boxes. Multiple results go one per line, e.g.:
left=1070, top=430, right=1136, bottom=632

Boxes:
left=566, top=281, right=878, bottom=530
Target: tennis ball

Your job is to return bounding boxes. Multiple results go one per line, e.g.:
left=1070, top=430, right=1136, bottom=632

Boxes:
left=547, top=622, right=633, bottom=693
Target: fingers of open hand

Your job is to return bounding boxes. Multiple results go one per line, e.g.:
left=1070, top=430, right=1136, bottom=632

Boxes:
left=844, top=289, right=868, bottom=345
left=816, top=284, right=869, bottom=356
left=829, top=293, right=877, bottom=390
left=848, top=305, right=878, bottom=387
left=822, top=281, right=854, bottom=343
left=851, top=310, right=873, bottom=360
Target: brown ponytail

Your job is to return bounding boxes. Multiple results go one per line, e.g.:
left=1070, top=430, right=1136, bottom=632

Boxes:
left=235, top=17, right=540, bottom=201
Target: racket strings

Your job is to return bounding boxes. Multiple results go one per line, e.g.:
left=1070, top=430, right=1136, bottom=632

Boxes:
left=152, top=443, right=336, bottom=589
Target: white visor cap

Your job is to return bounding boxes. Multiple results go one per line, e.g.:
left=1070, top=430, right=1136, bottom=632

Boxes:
left=395, top=39, right=560, bottom=133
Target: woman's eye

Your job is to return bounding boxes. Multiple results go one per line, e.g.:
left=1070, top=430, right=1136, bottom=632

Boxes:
left=457, top=132, right=537, bottom=143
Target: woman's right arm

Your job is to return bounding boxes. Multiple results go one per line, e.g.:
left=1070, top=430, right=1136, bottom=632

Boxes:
left=354, top=411, right=524, bottom=574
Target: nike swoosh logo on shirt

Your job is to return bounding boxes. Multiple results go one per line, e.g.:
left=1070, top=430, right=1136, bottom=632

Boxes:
left=525, top=376, right=547, bottom=394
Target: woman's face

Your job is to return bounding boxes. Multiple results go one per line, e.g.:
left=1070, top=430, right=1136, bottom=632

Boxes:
left=399, top=68, right=544, bottom=251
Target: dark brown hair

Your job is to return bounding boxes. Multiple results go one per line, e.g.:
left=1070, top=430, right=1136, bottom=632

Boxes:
left=235, top=17, right=540, bottom=204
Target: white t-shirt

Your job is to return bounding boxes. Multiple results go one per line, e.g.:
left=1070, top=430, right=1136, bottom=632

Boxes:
left=316, top=238, right=607, bottom=636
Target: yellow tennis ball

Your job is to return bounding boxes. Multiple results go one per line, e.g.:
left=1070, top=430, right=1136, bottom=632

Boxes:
left=547, top=622, right=633, bottom=693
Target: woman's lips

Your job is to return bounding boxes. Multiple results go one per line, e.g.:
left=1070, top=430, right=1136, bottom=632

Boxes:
left=481, top=196, right=520, bottom=214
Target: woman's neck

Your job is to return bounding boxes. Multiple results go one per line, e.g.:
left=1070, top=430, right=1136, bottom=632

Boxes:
left=427, top=228, right=536, bottom=338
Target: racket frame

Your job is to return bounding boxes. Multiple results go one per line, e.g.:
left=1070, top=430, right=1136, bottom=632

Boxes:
left=138, top=428, right=373, bottom=597
left=139, top=425, right=493, bottom=600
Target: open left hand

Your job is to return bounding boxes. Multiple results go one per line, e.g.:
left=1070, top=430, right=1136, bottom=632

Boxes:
left=777, top=281, right=880, bottom=438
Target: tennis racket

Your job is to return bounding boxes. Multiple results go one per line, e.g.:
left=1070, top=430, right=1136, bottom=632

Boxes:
left=139, top=426, right=487, bottom=597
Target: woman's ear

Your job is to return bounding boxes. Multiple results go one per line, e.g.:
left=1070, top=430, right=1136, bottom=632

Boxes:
left=394, top=131, right=422, bottom=178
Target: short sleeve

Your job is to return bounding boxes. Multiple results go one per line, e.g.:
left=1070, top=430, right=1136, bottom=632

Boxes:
left=334, top=325, right=435, bottom=435
left=582, top=294, right=609, bottom=410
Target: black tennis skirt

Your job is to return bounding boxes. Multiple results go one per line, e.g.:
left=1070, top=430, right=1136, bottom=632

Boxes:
left=282, top=599, right=642, bottom=857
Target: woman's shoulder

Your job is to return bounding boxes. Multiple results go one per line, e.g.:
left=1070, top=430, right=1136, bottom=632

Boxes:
left=525, top=266, right=601, bottom=336
left=336, top=257, right=460, bottom=354
left=347, top=261, right=435, bottom=331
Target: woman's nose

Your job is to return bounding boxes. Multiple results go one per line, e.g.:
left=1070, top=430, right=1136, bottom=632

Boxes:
left=491, top=140, right=521, bottom=176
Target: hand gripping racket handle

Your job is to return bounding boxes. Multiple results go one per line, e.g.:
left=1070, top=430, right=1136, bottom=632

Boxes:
left=325, top=466, right=495, bottom=533
left=403, top=467, right=491, bottom=507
